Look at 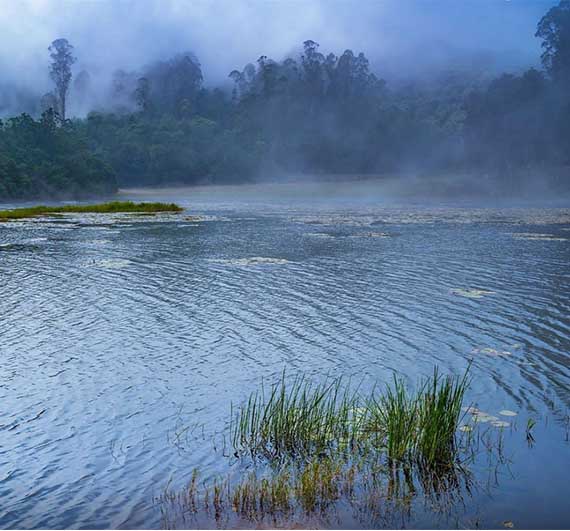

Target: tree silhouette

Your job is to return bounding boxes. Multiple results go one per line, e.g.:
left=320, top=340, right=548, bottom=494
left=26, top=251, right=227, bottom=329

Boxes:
left=48, top=38, right=76, bottom=120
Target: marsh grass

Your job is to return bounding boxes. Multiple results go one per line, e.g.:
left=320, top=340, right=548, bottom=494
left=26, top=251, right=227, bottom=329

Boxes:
left=233, top=367, right=470, bottom=469
left=0, top=201, right=183, bottom=221
left=231, top=372, right=361, bottom=460
left=416, top=367, right=470, bottom=467
left=160, top=366, right=489, bottom=528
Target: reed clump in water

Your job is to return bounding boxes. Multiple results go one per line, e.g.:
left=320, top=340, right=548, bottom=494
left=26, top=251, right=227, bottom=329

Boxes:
left=369, top=367, right=470, bottom=467
left=160, top=367, right=479, bottom=528
left=232, top=367, right=470, bottom=469
left=231, top=373, right=361, bottom=460
left=0, top=201, right=183, bottom=221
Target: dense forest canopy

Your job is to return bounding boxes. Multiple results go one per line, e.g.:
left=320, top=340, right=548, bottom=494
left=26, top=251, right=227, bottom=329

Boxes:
left=1, top=1, right=570, bottom=200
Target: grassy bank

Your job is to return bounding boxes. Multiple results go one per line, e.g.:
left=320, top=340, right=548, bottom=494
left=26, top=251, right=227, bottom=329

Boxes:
left=0, top=201, right=183, bottom=221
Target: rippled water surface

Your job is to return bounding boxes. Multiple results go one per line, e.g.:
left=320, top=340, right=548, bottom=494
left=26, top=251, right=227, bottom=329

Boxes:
left=1, top=183, right=569, bottom=529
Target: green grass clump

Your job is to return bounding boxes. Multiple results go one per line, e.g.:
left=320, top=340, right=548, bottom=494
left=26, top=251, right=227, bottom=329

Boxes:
left=370, top=376, right=419, bottom=462
left=0, top=201, right=183, bottom=221
left=233, top=367, right=470, bottom=468
left=369, top=367, right=469, bottom=467
left=416, top=367, right=469, bottom=467
left=231, top=373, right=360, bottom=460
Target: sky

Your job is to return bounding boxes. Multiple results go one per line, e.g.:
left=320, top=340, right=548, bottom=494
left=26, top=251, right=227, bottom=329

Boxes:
left=0, top=0, right=559, bottom=114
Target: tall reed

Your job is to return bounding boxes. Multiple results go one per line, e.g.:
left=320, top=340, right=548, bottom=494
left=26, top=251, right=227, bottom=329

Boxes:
left=231, top=372, right=359, bottom=459
left=232, top=366, right=470, bottom=468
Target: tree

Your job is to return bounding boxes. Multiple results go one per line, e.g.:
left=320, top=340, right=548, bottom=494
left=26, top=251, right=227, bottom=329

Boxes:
left=134, top=77, right=151, bottom=113
left=536, top=1, right=570, bottom=84
left=48, top=38, right=76, bottom=120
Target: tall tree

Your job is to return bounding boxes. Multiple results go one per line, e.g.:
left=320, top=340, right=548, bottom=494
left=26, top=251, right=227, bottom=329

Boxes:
left=48, top=38, right=76, bottom=120
left=536, top=1, right=570, bottom=84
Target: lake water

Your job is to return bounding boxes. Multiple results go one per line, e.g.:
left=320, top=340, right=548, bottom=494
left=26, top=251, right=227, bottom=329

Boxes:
left=1, top=182, right=569, bottom=529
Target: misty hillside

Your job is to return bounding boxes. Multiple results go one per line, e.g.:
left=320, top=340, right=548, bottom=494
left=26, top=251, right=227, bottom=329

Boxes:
left=1, top=0, right=570, bottom=200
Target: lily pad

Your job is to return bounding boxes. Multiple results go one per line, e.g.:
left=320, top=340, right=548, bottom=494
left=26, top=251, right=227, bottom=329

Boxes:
left=512, top=233, right=566, bottom=241
left=472, top=413, right=498, bottom=423
left=451, top=288, right=495, bottom=299
left=499, top=410, right=517, bottom=417
left=491, top=420, right=511, bottom=428
left=90, top=258, right=133, bottom=269
left=459, top=425, right=473, bottom=432
left=472, top=347, right=512, bottom=357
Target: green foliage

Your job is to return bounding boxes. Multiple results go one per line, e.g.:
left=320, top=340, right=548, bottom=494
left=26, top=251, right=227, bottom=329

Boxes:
left=536, top=1, right=570, bottom=83
left=0, top=110, right=117, bottom=200
left=0, top=201, right=182, bottom=221
left=231, top=373, right=359, bottom=460
left=81, top=111, right=262, bottom=186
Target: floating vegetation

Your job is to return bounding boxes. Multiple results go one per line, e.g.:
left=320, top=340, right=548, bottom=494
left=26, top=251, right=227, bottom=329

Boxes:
left=472, top=413, right=498, bottom=423
left=350, top=231, right=390, bottom=238
left=87, top=239, right=111, bottom=245
left=472, top=347, right=512, bottom=357
left=184, top=214, right=230, bottom=222
left=491, top=420, right=510, bottom=428
left=0, top=242, right=40, bottom=252
left=305, top=232, right=336, bottom=239
left=450, top=288, right=495, bottom=299
left=88, top=258, right=133, bottom=269
left=0, top=201, right=183, bottom=221
left=499, top=410, right=517, bottom=417
left=211, top=257, right=290, bottom=266
left=462, top=408, right=515, bottom=429
left=511, top=232, right=567, bottom=241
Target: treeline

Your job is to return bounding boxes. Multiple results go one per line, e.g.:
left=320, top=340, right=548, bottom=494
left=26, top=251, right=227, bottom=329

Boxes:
left=0, top=110, right=116, bottom=200
left=1, top=1, right=569, bottom=200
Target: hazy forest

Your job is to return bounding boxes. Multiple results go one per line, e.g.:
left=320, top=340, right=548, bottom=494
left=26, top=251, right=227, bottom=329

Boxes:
left=1, top=1, right=570, bottom=200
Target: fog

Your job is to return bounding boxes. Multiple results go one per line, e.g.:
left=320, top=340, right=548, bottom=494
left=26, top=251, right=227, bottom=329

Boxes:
left=0, top=0, right=556, bottom=116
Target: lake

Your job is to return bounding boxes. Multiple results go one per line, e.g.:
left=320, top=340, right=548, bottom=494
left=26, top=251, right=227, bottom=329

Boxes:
left=1, top=182, right=569, bottom=529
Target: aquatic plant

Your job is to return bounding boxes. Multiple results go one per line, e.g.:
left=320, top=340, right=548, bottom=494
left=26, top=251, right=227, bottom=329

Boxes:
left=369, top=375, right=418, bottom=461
left=0, top=201, right=183, bottom=221
left=450, top=288, right=495, bottom=299
left=416, top=367, right=469, bottom=467
left=233, top=367, right=470, bottom=469
left=231, top=372, right=360, bottom=459
left=159, top=366, right=518, bottom=529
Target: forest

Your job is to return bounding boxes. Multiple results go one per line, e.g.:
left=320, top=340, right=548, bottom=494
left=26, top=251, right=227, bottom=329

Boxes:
left=0, top=1, right=569, bottom=200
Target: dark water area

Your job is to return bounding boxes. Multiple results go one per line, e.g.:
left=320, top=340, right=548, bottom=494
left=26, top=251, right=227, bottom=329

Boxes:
left=1, top=182, right=569, bottom=529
